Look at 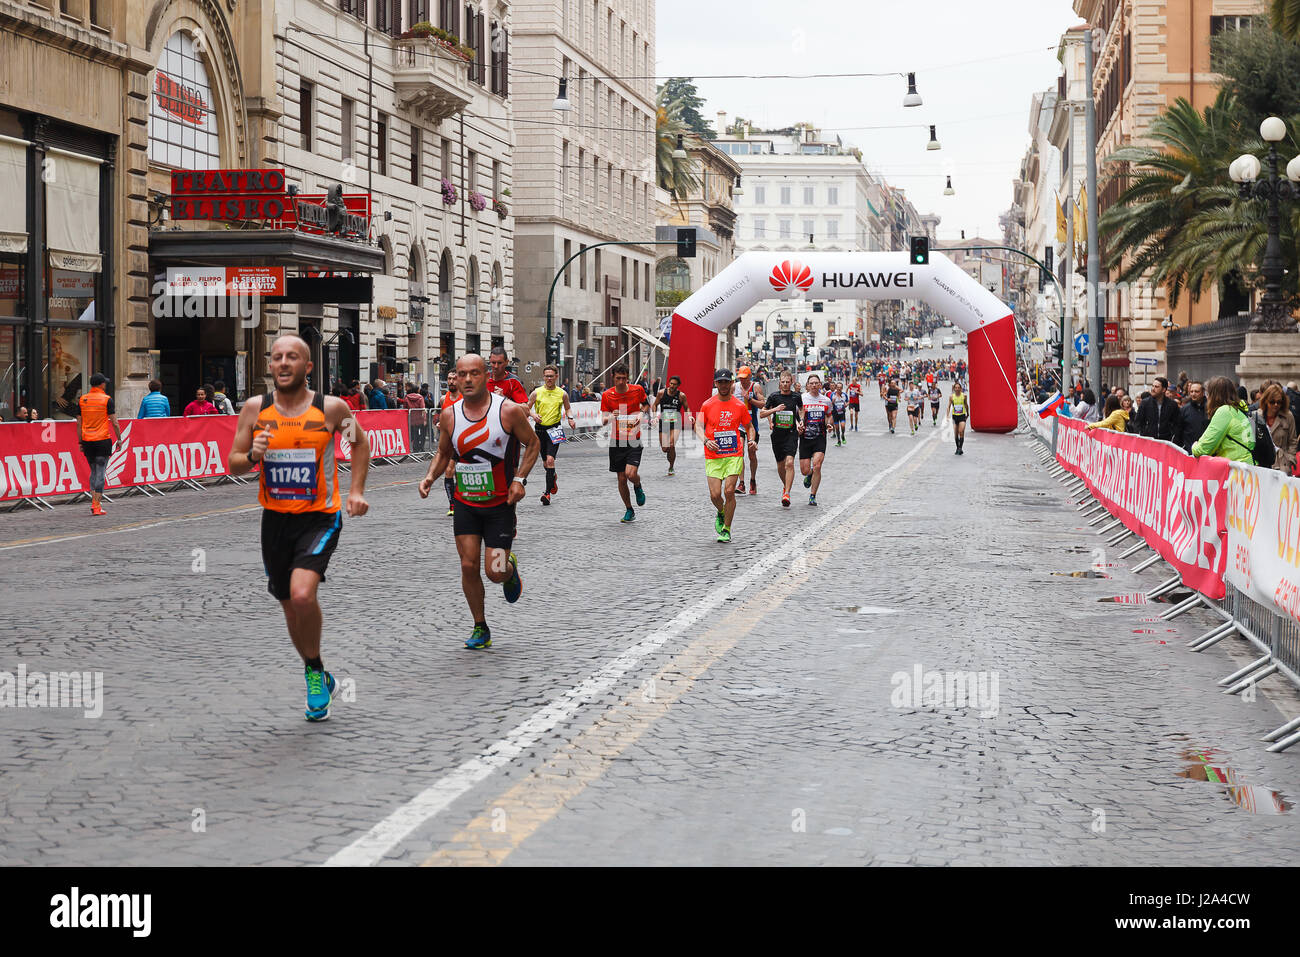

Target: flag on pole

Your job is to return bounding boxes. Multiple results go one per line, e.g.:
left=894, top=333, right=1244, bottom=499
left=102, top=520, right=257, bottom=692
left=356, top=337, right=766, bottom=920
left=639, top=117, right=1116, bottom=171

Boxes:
left=1074, top=184, right=1087, bottom=239
left=1035, top=390, right=1067, bottom=419
left=1056, top=194, right=1068, bottom=243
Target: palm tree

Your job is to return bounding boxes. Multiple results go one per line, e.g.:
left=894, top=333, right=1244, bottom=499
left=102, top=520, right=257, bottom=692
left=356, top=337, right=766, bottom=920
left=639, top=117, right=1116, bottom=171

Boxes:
left=1272, top=0, right=1300, bottom=41
left=655, top=85, right=700, bottom=207
left=1099, top=92, right=1257, bottom=307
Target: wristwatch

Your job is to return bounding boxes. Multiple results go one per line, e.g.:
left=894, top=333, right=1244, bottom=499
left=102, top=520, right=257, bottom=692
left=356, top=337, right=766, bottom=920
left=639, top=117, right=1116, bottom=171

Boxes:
left=512, top=477, right=527, bottom=487
left=248, top=448, right=262, bottom=464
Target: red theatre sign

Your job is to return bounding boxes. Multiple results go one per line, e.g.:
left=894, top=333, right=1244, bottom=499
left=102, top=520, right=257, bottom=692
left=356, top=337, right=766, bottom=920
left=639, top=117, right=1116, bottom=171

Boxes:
left=170, top=168, right=290, bottom=221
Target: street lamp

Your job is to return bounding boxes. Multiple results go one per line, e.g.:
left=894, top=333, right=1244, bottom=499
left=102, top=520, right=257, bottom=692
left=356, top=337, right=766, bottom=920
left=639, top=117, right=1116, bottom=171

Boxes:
left=553, top=77, right=572, bottom=111
left=903, top=72, right=922, bottom=108
left=943, top=176, right=955, bottom=196
left=1230, top=116, right=1300, bottom=332
left=926, top=126, right=940, bottom=151
left=733, top=175, right=743, bottom=197
left=673, top=134, right=688, bottom=159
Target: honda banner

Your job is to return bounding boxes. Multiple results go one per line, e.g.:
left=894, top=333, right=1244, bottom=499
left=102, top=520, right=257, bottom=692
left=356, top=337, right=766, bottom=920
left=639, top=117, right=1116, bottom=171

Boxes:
left=1226, top=462, right=1300, bottom=623
left=1056, top=418, right=1230, bottom=599
left=0, top=410, right=413, bottom=501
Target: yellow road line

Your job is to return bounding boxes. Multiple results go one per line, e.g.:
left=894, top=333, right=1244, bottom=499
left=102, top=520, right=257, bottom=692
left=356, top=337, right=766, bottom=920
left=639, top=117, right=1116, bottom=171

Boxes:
left=422, top=440, right=937, bottom=866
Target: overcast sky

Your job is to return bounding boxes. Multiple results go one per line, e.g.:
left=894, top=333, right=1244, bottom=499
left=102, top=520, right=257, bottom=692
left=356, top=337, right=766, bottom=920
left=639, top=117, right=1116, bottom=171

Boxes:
left=656, top=0, right=1083, bottom=240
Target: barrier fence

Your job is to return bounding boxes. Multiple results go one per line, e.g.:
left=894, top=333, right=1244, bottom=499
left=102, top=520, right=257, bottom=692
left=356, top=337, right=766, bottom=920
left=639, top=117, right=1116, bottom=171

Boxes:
left=1025, top=408, right=1300, bottom=753
left=0, top=401, right=608, bottom=510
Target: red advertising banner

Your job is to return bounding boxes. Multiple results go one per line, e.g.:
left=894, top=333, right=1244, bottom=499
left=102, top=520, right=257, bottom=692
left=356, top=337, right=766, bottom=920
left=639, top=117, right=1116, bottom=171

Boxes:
left=0, top=409, right=412, bottom=500
left=1055, top=417, right=1231, bottom=598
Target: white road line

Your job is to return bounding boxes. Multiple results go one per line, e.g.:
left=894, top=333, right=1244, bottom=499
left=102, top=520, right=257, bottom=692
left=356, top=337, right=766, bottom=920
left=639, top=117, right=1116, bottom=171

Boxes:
left=323, top=428, right=941, bottom=867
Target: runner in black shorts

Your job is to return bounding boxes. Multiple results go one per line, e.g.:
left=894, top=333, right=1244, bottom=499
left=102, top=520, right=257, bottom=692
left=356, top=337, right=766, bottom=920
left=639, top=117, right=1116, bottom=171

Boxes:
left=759, top=370, right=803, bottom=507
left=928, top=382, right=943, bottom=426
left=525, top=364, right=575, bottom=506
left=601, top=364, right=649, bottom=523
left=799, top=375, right=834, bottom=506
left=947, top=380, right=970, bottom=455
left=653, top=376, right=689, bottom=476
left=884, top=378, right=901, bottom=434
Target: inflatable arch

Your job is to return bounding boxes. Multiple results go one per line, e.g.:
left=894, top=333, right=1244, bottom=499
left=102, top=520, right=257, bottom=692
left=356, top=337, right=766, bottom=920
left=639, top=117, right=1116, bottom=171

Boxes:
left=663, top=252, right=1019, bottom=433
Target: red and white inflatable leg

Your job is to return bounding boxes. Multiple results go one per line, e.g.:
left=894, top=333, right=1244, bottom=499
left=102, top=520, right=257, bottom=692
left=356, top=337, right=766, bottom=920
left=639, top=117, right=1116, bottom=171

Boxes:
left=663, top=313, right=719, bottom=415
left=968, top=313, right=1018, bottom=433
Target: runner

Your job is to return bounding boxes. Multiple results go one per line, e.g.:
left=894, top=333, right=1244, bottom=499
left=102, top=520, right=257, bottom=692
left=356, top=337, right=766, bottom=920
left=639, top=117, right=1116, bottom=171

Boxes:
left=735, top=366, right=764, bottom=494
left=830, top=383, right=848, bottom=446
left=848, top=377, right=862, bottom=432
left=905, top=380, right=924, bottom=435
left=75, top=373, right=122, bottom=517
left=759, top=370, right=803, bottom=507
left=526, top=364, right=575, bottom=506
left=884, top=378, right=901, bottom=434
left=695, top=368, right=757, bottom=542
left=928, top=381, right=943, bottom=427
left=948, top=380, right=970, bottom=455
left=600, top=363, right=649, bottom=523
left=487, top=346, right=529, bottom=405
left=798, top=374, right=833, bottom=506
left=652, top=375, right=690, bottom=475
left=418, top=354, right=539, bottom=649
left=440, top=370, right=461, bottom=517
left=228, top=335, right=371, bottom=721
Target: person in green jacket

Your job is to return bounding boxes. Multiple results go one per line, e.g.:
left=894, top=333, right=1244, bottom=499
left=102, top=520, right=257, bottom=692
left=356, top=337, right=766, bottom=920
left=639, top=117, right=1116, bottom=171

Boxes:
left=1191, top=375, right=1254, bottom=463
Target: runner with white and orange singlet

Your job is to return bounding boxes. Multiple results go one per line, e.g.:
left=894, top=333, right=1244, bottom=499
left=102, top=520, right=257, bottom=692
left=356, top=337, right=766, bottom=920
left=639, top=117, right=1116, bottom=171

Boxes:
left=734, top=365, right=765, bottom=495
left=695, top=368, right=758, bottom=543
left=228, top=334, right=371, bottom=722
left=419, top=354, right=540, bottom=650
left=600, top=363, right=650, bottom=523
left=525, top=364, right=575, bottom=507
left=652, top=375, right=690, bottom=476
left=439, top=369, right=461, bottom=517
left=798, top=373, right=834, bottom=506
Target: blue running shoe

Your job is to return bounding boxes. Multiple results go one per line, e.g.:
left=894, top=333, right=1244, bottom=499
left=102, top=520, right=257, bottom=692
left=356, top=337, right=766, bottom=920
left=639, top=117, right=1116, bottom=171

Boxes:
left=304, top=668, right=336, bottom=722
left=465, top=624, right=492, bottom=650
left=809, top=493, right=818, bottom=507
left=621, top=508, right=636, bottom=523
left=503, top=552, right=522, bottom=603
left=634, top=485, right=646, bottom=507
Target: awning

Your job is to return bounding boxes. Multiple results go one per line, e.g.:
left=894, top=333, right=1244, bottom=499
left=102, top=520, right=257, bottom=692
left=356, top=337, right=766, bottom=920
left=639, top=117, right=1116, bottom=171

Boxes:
left=149, top=229, right=386, bottom=273
left=0, top=138, right=27, bottom=254
left=46, top=151, right=101, bottom=272
left=623, top=323, right=669, bottom=354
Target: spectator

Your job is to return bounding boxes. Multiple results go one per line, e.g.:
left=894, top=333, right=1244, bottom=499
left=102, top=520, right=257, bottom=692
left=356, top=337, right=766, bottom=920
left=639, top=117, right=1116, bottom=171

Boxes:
left=136, top=379, right=171, bottom=418
left=1072, top=388, right=1099, bottom=423
left=1086, top=394, right=1131, bottom=433
left=1249, top=388, right=1262, bottom=412
left=1134, top=376, right=1179, bottom=441
left=1286, top=381, right=1300, bottom=415
left=1177, top=381, right=1209, bottom=454
left=369, top=379, right=390, bottom=410
left=1193, top=376, right=1255, bottom=463
left=211, top=380, right=235, bottom=415
left=183, top=386, right=219, bottom=417
left=405, top=381, right=427, bottom=452
left=14, top=406, right=29, bottom=422
left=344, top=382, right=365, bottom=411
left=1258, top=383, right=1297, bottom=474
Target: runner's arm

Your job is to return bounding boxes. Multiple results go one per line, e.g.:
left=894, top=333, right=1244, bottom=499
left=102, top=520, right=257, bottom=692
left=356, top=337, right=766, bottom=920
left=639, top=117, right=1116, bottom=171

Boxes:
left=227, top=396, right=266, bottom=476
left=329, top=397, right=369, bottom=514
left=108, top=411, right=122, bottom=444
left=562, top=391, right=575, bottom=425
left=419, top=408, right=456, bottom=497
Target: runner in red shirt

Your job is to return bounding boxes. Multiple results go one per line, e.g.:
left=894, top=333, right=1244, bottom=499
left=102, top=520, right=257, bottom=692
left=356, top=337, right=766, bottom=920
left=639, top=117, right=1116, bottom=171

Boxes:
left=694, top=368, right=756, bottom=543
left=847, top=378, right=862, bottom=432
left=487, top=347, right=529, bottom=404
left=438, top=370, right=461, bottom=516
left=600, top=363, right=649, bottom=523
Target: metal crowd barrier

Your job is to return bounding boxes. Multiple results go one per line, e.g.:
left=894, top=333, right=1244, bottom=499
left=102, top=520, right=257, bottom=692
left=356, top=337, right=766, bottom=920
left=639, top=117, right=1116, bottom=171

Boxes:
left=1023, top=410, right=1300, bottom=754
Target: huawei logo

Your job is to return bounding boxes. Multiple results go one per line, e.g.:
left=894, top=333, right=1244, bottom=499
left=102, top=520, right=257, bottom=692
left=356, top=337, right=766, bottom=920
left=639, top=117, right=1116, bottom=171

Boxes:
left=769, top=260, right=814, bottom=295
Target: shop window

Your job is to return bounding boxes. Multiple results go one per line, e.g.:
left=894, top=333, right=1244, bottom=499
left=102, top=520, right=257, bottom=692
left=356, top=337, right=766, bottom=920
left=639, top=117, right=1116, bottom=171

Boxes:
left=48, top=324, right=100, bottom=419
left=148, top=32, right=220, bottom=170
left=0, top=321, right=26, bottom=420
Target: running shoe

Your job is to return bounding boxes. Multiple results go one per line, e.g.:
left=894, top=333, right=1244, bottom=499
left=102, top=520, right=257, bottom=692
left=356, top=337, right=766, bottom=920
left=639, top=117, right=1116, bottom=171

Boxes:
left=502, top=552, right=522, bottom=603
left=714, top=510, right=725, bottom=535
left=549, top=478, right=559, bottom=495
left=447, top=505, right=454, bottom=517
left=304, top=667, right=336, bottom=722
left=634, top=485, right=646, bottom=507
left=540, top=493, right=551, bottom=506
left=91, top=503, right=105, bottom=516
left=803, top=473, right=812, bottom=489
left=667, top=466, right=675, bottom=476
left=717, top=527, right=731, bottom=544
left=809, top=493, right=818, bottom=507
left=621, top=508, right=636, bottom=523
left=782, top=493, right=790, bottom=508
left=465, top=624, right=492, bottom=650
left=748, top=479, right=756, bottom=495
left=890, top=427, right=895, bottom=434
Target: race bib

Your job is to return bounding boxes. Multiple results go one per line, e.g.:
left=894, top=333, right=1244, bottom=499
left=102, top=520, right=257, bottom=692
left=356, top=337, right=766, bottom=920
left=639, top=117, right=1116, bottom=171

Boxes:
left=713, top=430, right=738, bottom=454
left=547, top=426, right=566, bottom=444
left=455, top=460, right=496, bottom=501
left=618, top=413, right=641, bottom=433
left=805, top=410, right=824, bottom=435
left=263, top=449, right=318, bottom=500
left=660, top=409, right=679, bottom=427
left=774, top=409, right=795, bottom=429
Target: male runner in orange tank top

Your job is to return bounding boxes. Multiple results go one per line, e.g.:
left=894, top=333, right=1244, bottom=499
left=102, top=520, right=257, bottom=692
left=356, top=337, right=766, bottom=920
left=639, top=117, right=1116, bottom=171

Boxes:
left=229, top=335, right=371, bottom=721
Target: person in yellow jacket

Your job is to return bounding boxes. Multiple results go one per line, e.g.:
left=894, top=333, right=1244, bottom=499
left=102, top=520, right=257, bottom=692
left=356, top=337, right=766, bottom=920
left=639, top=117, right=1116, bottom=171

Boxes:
left=1086, top=393, right=1131, bottom=432
left=1191, top=376, right=1255, bottom=463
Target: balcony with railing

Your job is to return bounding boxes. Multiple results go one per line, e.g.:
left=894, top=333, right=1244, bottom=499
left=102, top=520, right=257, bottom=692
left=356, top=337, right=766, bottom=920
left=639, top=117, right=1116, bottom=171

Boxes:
left=393, top=36, right=474, bottom=121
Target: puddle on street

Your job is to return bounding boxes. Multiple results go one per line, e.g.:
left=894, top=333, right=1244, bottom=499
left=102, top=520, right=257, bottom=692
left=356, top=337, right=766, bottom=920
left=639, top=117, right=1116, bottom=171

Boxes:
left=835, top=606, right=898, bottom=615
left=1052, top=570, right=1113, bottom=579
left=1177, top=749, right=1293, bottom=815
left=1133, top=628, right=1178, bottom=635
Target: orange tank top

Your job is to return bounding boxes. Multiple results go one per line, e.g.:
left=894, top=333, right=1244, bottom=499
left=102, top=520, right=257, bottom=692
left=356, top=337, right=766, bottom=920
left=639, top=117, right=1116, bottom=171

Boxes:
left=255, top=391, right=340, bottom=514
left=78, top=388, right=113, bottom=441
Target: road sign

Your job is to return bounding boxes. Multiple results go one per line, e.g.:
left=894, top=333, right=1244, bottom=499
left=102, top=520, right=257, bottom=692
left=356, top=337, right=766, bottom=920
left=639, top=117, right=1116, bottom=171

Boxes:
left=1134, top=357, right=1159, bottom=367
left=1073, top=333, right=1089, bottom=356
left=594, top=325, right=620, bottom=337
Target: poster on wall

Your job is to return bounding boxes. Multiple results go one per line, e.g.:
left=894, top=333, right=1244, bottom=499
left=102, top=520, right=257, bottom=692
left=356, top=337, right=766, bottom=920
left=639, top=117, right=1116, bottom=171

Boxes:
left=49, top=327, right=90, bottom=419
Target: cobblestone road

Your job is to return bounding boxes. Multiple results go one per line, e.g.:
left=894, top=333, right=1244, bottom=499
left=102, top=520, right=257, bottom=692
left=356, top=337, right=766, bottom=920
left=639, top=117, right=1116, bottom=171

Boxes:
left=1, top=388, right=1297, bottom=865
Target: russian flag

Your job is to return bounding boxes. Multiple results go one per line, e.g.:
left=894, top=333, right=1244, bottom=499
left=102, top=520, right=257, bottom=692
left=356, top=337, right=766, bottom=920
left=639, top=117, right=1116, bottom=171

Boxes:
left=1035, top=391, right=1066, bottom=419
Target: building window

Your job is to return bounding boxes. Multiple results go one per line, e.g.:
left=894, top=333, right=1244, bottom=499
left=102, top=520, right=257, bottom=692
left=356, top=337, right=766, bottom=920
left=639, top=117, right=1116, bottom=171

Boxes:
left=340, top=0, right=367, bottom=20
left=410, top=126, right=421, bottom=186
left=466, top=6, right=485, bottom=85
left=148, top=31, right=220, bottom=170
left=1210, top=15, right=1253, bottom=35
left=467, top=149, right=477, bottom=192
left=376, top=112, right=388, bottom=175
left=779, top=186, right=791, bottom=205
left=753, top=220, right=765, bottom=239
left=594, top=249, right=601, bottom=292
left=633, top=256, right=639, bottom=299
left=341, top=97, right=355, bottom=160
left=577, top=147, right=585, bottom=202
left=441, top=136, right=452, bottom=181
left=803, top=186, right=814, bottom=205
left=754, top=185, right=765, bottom=205
left=827, top=186, right=838, bottom=205
left=439, top=0, right=459, bottom=36
left=656, top=257, right=690, bottom=293
left=827, top=219, right=839, bottom=240
left=579, top=244, right=587, bottom=290
left=490, top=20, right=510, bottom=96
left=562, top=141, right=570, bottom=200
left=802, top=219, right=815, bottom=239
left=621, top=255, right=627, bottom=295
left=778, top=219, right=791, bottom=239
left=409, top=0, right=429, bottom=25
left=564, top=239, right=572, bottom=286
left=377, top=0, right=402, bottom=37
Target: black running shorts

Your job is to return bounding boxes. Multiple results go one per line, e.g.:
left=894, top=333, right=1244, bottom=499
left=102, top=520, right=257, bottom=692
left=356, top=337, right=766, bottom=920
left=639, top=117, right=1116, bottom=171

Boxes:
left=261, top=509, right=343, bottom=601
left=453, top=501, right=517, bottom=551
left=535, top=422, right=561, bottom=461
left=799, top=434, right=828, bottom=460
left=608, top=444, right=644, bottom=473
left=771, top=430, right=798, bottom=462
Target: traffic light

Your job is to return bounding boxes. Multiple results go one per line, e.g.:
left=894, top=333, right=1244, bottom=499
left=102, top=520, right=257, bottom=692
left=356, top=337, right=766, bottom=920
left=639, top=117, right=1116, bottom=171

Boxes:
left=910, top=235, right=929, bottom=266
left=1041, top=246, right=1054, bottom=291
left=545, top=333, right=562, bottom=366
left=676, top=227, right=697, bottom=258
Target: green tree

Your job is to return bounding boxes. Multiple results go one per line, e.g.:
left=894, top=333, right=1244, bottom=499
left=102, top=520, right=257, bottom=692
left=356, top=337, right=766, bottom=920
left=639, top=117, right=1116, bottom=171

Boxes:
left=656, top=86, right=700, bottom=204
left=1212, top=23, right=1300, bottom=121
left=1271, top=0, right=1300, bottom=42
left=657, top=77, right=716, bottom=139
